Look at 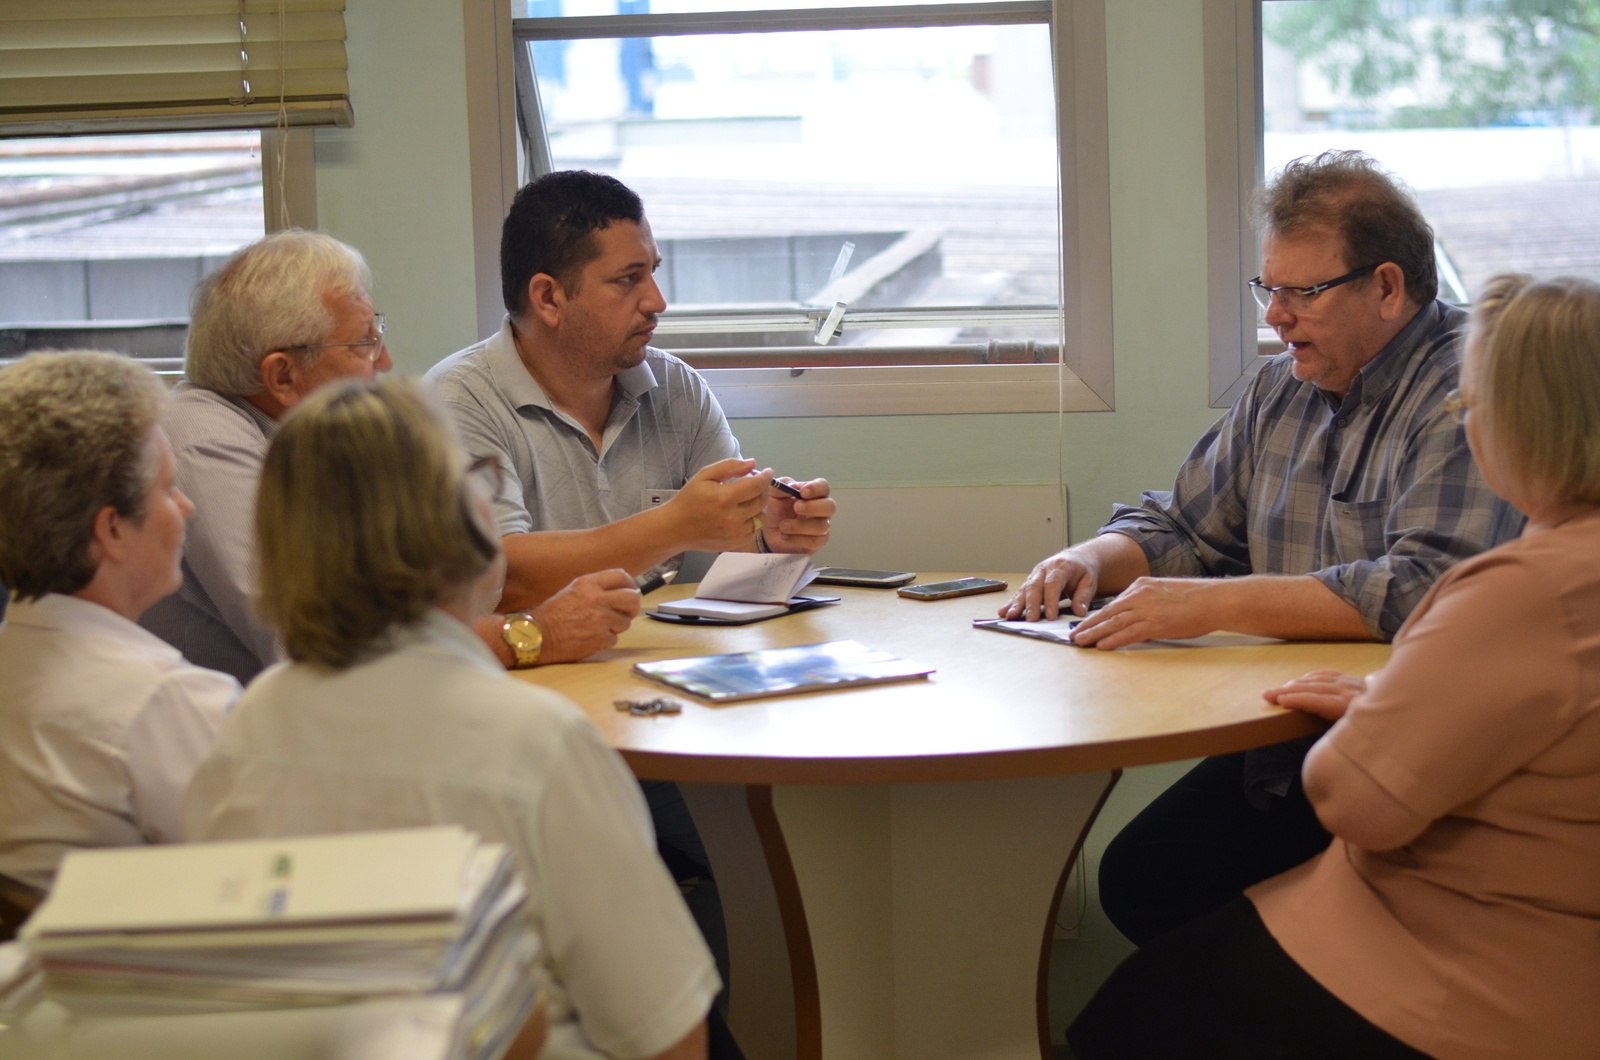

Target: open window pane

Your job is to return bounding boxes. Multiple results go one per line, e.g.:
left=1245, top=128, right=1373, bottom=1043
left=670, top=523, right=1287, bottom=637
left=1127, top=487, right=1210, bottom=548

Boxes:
left=0, top=131, right=264, bottom=370
left=516, top=11, right=1061, bottom=368
left=1261, top=0, right=1600, bottom=310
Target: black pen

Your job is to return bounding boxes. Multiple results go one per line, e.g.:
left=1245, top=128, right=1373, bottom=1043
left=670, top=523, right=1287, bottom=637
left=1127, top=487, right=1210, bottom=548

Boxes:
left=747, top=469, right=804, bottom=499
left=636, top=569, right=676, bottom=595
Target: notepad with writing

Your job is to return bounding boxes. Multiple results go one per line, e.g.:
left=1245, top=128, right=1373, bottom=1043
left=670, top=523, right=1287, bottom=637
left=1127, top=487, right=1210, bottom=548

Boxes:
left=633, top=639, right=935, bottom=701
left=652, top=552, right=837, bottom=622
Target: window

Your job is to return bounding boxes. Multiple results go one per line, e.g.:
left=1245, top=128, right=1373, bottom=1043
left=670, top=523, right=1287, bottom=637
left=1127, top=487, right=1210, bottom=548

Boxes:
left=0, top=132, right=267, bottom=374
left=1208, top=0, right=1600, bottom=406
left=0, top=1, right=342, bottom=371
left=500, top=0, right=1113, bottom=415
left=1262, top=0, right=1600, bottom=297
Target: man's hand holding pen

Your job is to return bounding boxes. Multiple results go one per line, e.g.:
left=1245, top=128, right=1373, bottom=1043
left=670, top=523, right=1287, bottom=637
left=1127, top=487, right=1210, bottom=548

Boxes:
left=758, top=470, right=835, bottom=555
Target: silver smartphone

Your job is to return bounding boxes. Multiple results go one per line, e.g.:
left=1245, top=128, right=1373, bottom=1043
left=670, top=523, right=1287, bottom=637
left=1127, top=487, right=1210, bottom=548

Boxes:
left=811, top=566, right=918, bottom=588
left=897, top=576, right=1008, bottom=601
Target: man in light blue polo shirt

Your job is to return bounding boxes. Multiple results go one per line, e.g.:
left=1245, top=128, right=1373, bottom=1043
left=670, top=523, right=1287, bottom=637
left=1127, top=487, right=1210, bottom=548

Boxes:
left=427, top=169, right=836, bottom=614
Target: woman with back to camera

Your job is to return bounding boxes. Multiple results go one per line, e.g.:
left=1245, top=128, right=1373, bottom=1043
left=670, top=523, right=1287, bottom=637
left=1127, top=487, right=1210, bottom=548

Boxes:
left=183, top=377, right=719, bottom=1060
left=1069, top=273, right=1600, bottom=1059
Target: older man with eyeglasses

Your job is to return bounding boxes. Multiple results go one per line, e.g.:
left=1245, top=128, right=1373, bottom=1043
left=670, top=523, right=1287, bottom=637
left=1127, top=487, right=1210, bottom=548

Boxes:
left=1000, top=150, right=1525, bottom=950
left=142, top=231, right=638, bottom=685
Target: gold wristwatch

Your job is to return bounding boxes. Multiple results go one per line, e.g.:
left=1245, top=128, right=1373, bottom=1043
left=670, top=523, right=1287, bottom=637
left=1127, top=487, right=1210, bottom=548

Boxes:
left=500, top=612, right=543, bottom=669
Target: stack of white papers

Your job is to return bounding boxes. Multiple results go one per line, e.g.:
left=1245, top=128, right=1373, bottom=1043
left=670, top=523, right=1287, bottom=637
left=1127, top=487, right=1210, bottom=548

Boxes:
left=17, top=827, right=540, bottom=1060
left=0, top=941, right=42, bottom=1019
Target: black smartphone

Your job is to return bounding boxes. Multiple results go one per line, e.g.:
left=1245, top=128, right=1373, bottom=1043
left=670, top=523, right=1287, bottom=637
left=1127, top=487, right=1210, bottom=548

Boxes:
left=897, top=577, right=1008, bottom=601
left=811, top=567, right=918, bottom=588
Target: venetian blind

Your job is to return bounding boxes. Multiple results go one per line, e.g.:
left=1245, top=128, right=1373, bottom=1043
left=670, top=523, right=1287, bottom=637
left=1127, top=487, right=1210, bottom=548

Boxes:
left=0, top=0, right=352, bottom=136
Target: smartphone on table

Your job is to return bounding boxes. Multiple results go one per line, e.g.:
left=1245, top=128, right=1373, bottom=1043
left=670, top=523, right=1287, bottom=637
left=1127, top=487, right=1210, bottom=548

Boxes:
left=897, top=577, right=1008, bottom=601
left=811, top=567, right=917, bottom=588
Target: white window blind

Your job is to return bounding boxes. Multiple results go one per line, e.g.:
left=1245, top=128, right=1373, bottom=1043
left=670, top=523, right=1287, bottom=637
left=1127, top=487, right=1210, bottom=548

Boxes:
left=0, top=0, right=352, bottom=137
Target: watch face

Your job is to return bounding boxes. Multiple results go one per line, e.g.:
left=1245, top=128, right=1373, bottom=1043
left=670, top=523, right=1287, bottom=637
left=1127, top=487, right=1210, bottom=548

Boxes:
left=504, top=615, right=542, bottom=663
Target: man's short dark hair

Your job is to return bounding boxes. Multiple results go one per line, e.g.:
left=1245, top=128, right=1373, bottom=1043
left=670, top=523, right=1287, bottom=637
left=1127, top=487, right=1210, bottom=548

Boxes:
left=1256, top=149, right=1438, bottom=306
left=501, top=170, right=645, bottom=316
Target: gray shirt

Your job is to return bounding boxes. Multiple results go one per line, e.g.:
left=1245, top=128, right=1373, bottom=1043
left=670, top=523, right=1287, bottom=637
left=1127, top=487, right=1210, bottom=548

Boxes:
left=140, top=385, right=280, bottom=685
left=425, top=317, right=740, bottom=536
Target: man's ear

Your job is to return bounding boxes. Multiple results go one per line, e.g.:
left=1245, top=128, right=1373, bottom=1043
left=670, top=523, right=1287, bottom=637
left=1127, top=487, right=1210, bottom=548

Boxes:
left=1375, top=262, right=1410, bottom=321
left=256, top=351, right=304, bottom=414
left=526, top=274, right=566, bottom=329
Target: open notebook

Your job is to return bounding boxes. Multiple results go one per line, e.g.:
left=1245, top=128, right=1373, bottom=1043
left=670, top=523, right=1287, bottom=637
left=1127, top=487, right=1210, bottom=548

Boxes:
left=650, top=552, right=839, bottom=623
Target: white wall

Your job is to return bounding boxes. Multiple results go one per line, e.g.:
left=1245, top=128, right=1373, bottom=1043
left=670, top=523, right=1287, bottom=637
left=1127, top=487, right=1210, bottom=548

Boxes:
left=313, top=0, right=483, bottom=373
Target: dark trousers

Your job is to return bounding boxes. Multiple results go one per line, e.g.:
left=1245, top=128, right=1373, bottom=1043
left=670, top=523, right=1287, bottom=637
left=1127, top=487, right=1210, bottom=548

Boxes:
left=1098, top=745, right=1332, bottom=947
left=643, top=780, right=743, bottom=1060
left=1068, top=897, right=1427, bottom=1058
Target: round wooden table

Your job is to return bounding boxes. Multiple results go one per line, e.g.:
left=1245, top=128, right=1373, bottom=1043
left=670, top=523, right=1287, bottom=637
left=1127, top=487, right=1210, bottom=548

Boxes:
left=516, top=575, right=1390, bottom=1060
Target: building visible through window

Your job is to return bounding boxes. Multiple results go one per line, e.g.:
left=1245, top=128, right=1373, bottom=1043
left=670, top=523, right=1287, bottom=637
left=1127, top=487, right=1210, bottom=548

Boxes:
left=513, top=0, right=1064, bottom=373
left=1262, top=0, right=1600, bottom=304
left=0, top=136, right=265, bottom=371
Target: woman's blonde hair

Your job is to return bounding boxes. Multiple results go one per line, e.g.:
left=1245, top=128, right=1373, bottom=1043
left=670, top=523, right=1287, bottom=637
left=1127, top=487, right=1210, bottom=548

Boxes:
left=1469, top=272, right=1600, bottom=508
left=255, top=377, right=499, bottom=668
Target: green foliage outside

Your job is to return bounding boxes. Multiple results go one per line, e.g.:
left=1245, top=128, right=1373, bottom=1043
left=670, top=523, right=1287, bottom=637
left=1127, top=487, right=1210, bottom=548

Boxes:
left=1264, top=0, right=1600, bottom=128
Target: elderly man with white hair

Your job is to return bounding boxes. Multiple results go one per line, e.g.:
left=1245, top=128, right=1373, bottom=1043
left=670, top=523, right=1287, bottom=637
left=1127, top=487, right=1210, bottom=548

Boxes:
left=142, top=230, right=640, bottom=684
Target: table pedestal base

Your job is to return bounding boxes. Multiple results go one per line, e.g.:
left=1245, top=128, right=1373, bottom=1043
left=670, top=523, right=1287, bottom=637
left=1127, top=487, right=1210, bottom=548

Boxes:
left=684, top=771, right=1118, bottom=1060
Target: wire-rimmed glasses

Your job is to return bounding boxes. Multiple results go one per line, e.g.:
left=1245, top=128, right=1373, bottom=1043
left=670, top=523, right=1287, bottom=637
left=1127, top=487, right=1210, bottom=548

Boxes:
left=1248, top=265, right=1378, bottom=314
left=286, top=313, right=387, bottom=360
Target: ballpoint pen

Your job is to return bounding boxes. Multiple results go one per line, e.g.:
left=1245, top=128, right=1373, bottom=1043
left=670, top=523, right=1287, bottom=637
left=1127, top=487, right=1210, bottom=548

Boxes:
left=635, top=569, right=677, bottom=595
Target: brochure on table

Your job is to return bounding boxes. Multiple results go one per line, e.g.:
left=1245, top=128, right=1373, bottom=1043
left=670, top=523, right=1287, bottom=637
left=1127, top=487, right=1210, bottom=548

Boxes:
left=633, top=638, right=935, bottom=702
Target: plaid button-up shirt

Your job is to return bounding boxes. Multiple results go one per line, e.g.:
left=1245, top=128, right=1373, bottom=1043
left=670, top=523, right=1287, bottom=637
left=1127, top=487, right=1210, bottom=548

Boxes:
left=1103, top=299, right=1524, bottom=640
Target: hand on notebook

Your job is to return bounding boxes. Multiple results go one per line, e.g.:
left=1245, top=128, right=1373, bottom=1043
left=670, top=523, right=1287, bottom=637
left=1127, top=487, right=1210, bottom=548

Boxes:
left=1001, top=546, right=1105, bottom=622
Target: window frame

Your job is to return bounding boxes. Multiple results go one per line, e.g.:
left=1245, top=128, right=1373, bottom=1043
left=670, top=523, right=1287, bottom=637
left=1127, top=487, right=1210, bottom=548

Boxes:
left=465, top=0, right=1113, bottom=416
left=1203, top=0, right=1266, bottom=409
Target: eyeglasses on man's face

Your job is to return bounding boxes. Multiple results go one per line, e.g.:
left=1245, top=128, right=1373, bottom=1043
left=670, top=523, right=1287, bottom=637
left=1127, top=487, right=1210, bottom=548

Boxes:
left=286, top=313, right=387, bottom=360
left=1248, top=264, right=1379, bottom=314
